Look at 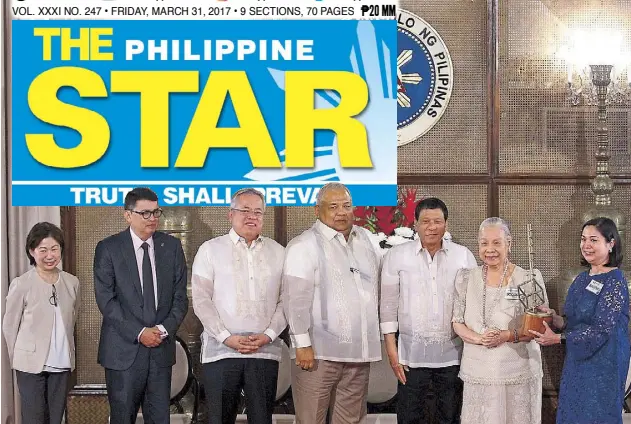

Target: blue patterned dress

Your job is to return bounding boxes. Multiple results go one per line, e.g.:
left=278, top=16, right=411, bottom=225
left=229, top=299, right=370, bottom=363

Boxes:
left=557, top=269, right=630, bottom=424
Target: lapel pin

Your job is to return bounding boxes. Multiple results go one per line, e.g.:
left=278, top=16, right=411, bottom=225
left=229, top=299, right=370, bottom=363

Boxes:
left=161, top=243, right=164, bottom=247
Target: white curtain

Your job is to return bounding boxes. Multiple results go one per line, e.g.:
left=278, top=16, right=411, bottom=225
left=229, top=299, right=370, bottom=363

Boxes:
left=1, top=7, right=62, bottom=424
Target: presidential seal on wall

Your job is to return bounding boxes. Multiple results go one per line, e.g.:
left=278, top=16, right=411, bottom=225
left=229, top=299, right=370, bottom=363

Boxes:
left=397, top=10, right=454, bottom=146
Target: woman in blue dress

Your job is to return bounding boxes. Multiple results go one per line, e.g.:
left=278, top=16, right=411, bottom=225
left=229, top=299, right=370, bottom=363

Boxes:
left=531, top=217, right=629, bottom=424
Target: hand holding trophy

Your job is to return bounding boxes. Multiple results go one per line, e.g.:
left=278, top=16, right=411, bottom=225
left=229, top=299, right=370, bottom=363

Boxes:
left=517, top=224, right=552, bottom=337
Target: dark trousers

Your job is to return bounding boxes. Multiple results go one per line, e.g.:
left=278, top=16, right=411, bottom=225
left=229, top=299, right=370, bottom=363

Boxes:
left=16, top=369, right=70, bottom=424
left=396, top=365, right=462, bottom=424
left=105, top=346, right=172, bottom=424
left=202, top=358, right=279, bottom=424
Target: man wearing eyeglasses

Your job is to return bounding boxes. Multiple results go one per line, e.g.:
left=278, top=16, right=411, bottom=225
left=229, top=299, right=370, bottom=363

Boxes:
left=283, top=182, right=382, bottom=424
left=94, top=187, right=189, bottom=424
left=191, top=188, right=286, bottom=424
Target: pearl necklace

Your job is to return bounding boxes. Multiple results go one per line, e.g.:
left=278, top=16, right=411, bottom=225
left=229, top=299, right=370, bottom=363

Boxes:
left=482, top=258, right=509, bottom=332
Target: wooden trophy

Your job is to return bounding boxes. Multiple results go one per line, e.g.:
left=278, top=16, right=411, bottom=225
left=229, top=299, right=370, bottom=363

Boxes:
left=518, top=224, right=552, bottom=337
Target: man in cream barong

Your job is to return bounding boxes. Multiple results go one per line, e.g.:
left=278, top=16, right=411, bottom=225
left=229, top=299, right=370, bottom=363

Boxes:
left=191, top=188, right=287, bottom=424
left=282, top=182, right=382, bottom=424
left=380, top=198, right=478, bottom=424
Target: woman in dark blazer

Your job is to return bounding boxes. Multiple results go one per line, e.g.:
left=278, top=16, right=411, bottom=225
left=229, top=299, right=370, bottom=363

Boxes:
left=2, top=222, right=81, bottom=424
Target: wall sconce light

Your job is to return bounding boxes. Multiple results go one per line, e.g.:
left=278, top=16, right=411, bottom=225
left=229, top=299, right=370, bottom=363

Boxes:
left=560, top=29, right=631, bottom=106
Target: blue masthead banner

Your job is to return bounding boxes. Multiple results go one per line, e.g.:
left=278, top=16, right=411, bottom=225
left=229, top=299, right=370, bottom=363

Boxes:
left=11, top=20, right=398, bottom=206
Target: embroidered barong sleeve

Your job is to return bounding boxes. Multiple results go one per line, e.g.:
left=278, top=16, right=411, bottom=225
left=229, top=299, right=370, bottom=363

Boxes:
left=452, top=268, right=468, bottom=324
left=379, top=248, right=399, bottom=335
left=369, top=231, right=385, bottom=319
left=191, top=243, right=231, bottom=343
left=282, top=241, right=316, bottom=348
left=264, top=271, right=288, bottom=342
left=566, top=278, right=627, bottom=361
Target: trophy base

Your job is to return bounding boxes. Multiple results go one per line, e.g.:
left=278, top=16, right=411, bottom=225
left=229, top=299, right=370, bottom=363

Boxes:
left=520, top=311, right=553, bottom=337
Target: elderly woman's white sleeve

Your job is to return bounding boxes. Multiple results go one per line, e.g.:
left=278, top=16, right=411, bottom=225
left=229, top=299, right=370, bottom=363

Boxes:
left=452, top=268, right=470, bottom=324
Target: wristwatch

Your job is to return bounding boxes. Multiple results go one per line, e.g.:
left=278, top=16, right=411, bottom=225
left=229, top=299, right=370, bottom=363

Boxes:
left=559, top=333, right=566, bottom=345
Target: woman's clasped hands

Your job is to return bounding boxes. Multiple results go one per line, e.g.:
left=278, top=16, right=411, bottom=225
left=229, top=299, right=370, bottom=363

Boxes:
left=481, top=328, right=506, bottom=348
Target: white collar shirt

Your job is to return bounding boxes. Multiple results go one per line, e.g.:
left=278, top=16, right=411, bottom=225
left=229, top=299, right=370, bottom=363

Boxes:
left=130, top=228, right=159, bottom=308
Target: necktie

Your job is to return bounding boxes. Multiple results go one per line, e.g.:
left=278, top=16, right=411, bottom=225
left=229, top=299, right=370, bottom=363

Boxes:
left=141, top=242, right=157, bottom=327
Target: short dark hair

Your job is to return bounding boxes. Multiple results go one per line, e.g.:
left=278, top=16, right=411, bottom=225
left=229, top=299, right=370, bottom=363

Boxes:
left=415, top=197, right=449, bottom=221
left=25, top=222, right=64, bottom=266
left=124, top=187, right=158, bottom=210
left=580, top=217, right=623, bottom=268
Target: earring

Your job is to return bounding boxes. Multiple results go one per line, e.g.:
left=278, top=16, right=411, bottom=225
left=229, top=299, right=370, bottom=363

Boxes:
left=609, top=247, right=613, bottom=253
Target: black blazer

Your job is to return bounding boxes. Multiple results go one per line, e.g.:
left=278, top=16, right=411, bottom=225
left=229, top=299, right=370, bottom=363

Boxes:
left=94, top=228, right=188, bottom=370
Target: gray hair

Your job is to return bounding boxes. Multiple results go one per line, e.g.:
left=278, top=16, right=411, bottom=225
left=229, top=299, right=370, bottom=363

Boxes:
left=316, top=182, right=352, bottom=206
left=479, top=217, right=512, bottom=243
left=231, top=188, right=266, bottom=211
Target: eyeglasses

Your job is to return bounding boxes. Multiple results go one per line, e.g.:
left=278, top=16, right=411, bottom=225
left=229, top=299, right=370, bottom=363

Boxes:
left=231, top=208, right=264, bottom=218
left=128, top=209, right=164, bottom=220
left=49, top=285, right=58, bottom=307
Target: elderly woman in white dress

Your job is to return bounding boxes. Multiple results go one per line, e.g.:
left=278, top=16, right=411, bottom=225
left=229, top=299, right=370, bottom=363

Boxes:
left=452, top=217, right=548, bottom=424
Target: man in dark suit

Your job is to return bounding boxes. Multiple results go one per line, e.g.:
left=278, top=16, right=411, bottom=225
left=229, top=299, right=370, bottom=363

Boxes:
left=94, top=187, right=189, bottom=424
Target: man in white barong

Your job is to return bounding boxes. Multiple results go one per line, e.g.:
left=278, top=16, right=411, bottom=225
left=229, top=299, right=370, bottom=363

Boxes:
left=283, top=182, right=382, bottom=424
left=191, top=188, right=287, bottom=424
left=380, top=197, right=477, bottom=424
